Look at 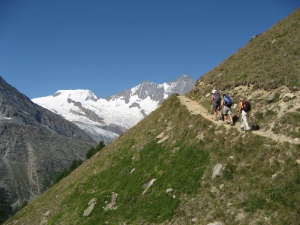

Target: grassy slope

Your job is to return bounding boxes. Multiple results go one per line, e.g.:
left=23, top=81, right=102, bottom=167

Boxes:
left=187, top=8, right=300, bottom=139
left=190, top=8, right=300, bottom=94
left=4, top=8, right=300, bottom=225
left=5, top=94, right=300, bottom=225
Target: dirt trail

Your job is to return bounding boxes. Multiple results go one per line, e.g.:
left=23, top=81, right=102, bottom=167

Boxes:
left=178, top=95, right=300, bottom=145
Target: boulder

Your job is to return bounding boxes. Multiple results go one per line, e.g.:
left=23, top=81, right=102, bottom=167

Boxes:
left=83, top=204, right=95, bottom=217
left=83, top=198, right=97, bottom=216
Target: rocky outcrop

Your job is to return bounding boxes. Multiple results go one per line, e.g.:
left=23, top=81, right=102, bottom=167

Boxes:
left=0, top=76, right=96, bottom=208
left=106, top=75, right=196, bottom=104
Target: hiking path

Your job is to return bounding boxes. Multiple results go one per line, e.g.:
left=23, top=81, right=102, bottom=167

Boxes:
left=178, top=95, right=300, bottom=145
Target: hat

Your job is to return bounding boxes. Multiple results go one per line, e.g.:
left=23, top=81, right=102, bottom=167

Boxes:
left=212, top=89, right=216, bottom=94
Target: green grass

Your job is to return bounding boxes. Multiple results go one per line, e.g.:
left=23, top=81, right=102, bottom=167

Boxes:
left=272, top=112, right=300, bottom=138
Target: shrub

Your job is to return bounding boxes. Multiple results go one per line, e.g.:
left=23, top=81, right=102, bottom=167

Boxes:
left=54, top=159, right=83, bottom=184
left=86, top=140, right=106, bottom=159
left=85, top=147, right=96, bottom=159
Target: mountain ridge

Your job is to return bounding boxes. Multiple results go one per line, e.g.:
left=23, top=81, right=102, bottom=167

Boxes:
left=0, top=76, right=96, bottom=211
left=32, top=74, right=196, bottom=143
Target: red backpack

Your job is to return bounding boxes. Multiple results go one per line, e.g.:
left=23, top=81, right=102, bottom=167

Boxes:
left=242, top=100, right=251, bottom=112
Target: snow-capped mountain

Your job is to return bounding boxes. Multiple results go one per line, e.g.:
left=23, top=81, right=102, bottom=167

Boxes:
left=32, top=75, right=195, bottom=143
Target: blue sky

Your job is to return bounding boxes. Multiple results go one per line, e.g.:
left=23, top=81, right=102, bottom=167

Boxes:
left=1, top=1, right=299, bottom=99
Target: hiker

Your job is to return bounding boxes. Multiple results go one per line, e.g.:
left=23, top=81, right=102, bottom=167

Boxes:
left=210, top=89, right=221, bottom=121
left=221, top=94, right=233, bottom=126
left=238, top=98, right=251, bottom=131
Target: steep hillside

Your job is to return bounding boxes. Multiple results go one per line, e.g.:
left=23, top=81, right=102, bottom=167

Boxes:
left=187, top=8, right=300, bottom=140
left=4, top=8, right=300, bottom=225
left=0, top=76, right=96, bottom=212
left=4, top=94, right=300, bottom=225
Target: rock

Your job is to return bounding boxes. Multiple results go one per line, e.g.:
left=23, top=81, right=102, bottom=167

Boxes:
left=83, top=198, right=98, bottom=216
left=207, top=222, right=224, bottom=225
left=282, top=93, right=295, bottom=102
left=103, top=192, right=118, bottom=211
left=43, top=210, right=51, bottom=217
left=83, top=203, right=96, bottom=217
left=142, top=179, right=156, bottom=195
left=212, top=163, right=222, bottom=179
left=155, top=131, right=165, bottom=139
left=157, top=135, right=170, bottom=144
left=88, top=198, right=97, bottom=206
left=166, top=188, right=173, bottom=193
left=191, top=218, right=197, bottom=223
left=266, top=92, right=276, bottom=103
left=234, top=86, right=242, bottom=91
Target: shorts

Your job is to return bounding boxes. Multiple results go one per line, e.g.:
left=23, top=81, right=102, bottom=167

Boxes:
left=223, top=105, right=232, bottom=115
left=213, top=102, right=220, bottom=111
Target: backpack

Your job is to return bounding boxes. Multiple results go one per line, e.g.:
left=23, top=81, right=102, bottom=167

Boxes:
left=213, top=91, right=221, bottom=104
left=223, top=95, right=232, bottom=107
left=242, top=100, right=251, bottom=112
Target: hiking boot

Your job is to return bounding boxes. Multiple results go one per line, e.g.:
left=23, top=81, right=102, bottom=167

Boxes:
left=213, top=118, right=218, bottom=121
left=230, top=121, right=234, bottom=126
left=240, top=127, right=244, bottom=131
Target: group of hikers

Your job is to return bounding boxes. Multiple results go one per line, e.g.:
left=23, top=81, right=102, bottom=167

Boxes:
left=210, top=89, right=251, bottom=132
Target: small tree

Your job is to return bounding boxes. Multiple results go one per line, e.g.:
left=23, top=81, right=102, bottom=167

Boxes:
left=53, top=170, right=71, bottom=184
left=53, top=159, right=82, bottom=184
left=96, top=140, right=105, bottom=151
left=69, top=159, right=82, bottom=171
left=86, top=140, right=106, bottom=159
left=86, top=146, right=96, bottom=159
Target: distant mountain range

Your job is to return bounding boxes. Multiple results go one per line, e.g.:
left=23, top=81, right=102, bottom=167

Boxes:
left=32, top=75, right=196, bottom=143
